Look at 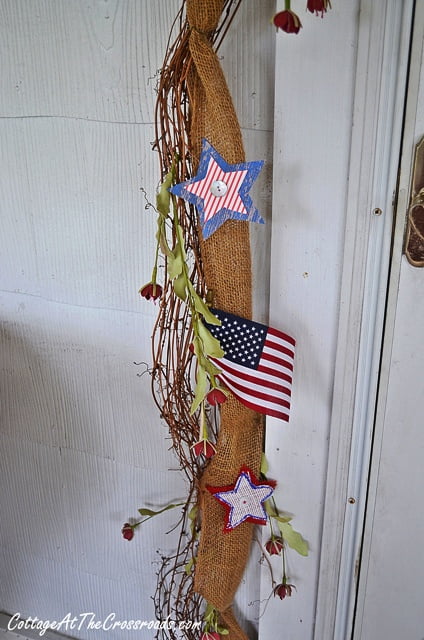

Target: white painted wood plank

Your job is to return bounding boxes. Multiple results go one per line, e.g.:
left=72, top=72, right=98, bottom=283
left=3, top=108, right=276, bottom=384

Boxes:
left=1, top=118, right=158, bottom=313
left=220, top=0, right=275, bottom=132
left=0, top=291, right=176, bottom=470
left=260, top=3, right=359, bottom=637
left=0, top=0, right=180, bottom=124
left=319, top=3, right=414, bottom=636
left=0, top=440, right=187, bottom=638
left=0, top=0, right=274, bottom=131
left=0, top=546, right=162, bottom=640
left=357, top=266, right=424, bottom=640
left=244, top=129, right=273, bottom=322
left=353, top=4, right=424, bottom=636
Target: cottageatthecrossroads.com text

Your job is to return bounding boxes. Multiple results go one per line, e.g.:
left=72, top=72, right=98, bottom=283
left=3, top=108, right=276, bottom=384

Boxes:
left=7, top=612, right=202, bottom=636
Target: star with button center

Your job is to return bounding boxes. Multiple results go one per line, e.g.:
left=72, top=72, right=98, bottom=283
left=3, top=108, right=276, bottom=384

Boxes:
left=207, top=466, right=276, bottom=533
left=169, top=139, right=264, bottom=239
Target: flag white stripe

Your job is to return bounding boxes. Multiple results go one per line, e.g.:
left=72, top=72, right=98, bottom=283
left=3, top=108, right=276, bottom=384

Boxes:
left=267, top=327, right=296, bottom=347
left=262, top=347, right=294, bottom=370
left=211, top=356, right=292, bottom=387
left=266, top=327, right=296, bottom=345
left=218, top=366, right=292, bottom=404
left=218, top=374, right=290, bottom=415
left=262, top=338, right=294, bottom=363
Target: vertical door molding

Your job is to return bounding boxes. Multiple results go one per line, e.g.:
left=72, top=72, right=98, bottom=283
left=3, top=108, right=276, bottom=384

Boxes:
left=352, top=2, right=424, bottom=637
left=314, top=2, right=414, bottom=639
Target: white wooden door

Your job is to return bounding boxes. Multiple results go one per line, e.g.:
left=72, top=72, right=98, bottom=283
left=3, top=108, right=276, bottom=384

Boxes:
left=353, top=4, right=424, bottom=638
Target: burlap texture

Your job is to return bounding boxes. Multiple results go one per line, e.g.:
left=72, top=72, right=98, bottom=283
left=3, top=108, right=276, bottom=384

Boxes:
left=186, top=1, right=264, bottom=637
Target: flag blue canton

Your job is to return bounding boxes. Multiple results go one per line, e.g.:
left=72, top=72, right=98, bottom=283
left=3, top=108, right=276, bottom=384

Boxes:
left=206, top=309, right=267, bottom=368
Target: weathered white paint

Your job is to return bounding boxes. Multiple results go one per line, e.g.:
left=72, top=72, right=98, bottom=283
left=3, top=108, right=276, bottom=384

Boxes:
left=0, top=1, right=274, bottom=638
left=353, top=3, right=424, bottom=637
left=262, top=2, right=360, bottom=637
left=315, top=3, right=414, bottom=638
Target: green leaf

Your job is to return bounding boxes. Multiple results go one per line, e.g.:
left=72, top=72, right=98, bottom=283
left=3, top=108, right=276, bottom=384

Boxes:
left=197, top=322, right=225, bottom=358
left=204, top=604, right=216, bottom=623
left=265, top=500, right=277, bottom=517
left=274, top=514, right=293, bottom=524
left=172, top=272, right=187, bottom=301
left=261, top=453, right=269, bottom=476
left=156, top=169, right=174, bottom=218
left=190, top=366, right=208, bottom=414
left=217, top=628, right=229, bottom=635
left=277, top=521, right=309, bottom=557
left=168, top=244, right=184, bottom=279
left=175, top=223, right=187, bottom=261
left=187, top=281, right=221, bottom=325
left=265, top=499, right=292, bottom=522
left=193, top=294, right=221, bottom=325
left=192, top=337, right=222, bottom=377
left=202, top=358, right=222, bottom=377
left=138, top=503, right=182, bottom=518
left=184, top=557, right=195, bottom=575
left=188, top=505, right=198, bottom=521
left=156, top=227, right=173, bottom=258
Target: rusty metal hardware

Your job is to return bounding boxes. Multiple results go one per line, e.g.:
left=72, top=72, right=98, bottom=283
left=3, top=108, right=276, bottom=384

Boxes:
left=405, top=136, right=424, bottom=266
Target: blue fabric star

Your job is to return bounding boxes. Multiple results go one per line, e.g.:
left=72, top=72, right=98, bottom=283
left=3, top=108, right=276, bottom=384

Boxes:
left=169, top=139, right=265, bottom=239
left=207, top=466, right=275, bottom=533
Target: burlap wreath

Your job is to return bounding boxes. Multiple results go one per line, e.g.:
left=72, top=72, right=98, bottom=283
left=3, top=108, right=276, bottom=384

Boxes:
left=185, top=2, right=264, bottom=638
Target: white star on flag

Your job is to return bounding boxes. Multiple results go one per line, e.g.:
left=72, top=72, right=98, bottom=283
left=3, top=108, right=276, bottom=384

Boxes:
left=207, top=467, right=276, bottom=532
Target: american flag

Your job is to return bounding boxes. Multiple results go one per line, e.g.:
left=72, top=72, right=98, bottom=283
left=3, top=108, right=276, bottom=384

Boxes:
left=205, top=309, right=295, bottom=422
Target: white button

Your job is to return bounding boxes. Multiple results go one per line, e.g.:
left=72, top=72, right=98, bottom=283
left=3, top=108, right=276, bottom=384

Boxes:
left=210, top=180, right=228, bottom=197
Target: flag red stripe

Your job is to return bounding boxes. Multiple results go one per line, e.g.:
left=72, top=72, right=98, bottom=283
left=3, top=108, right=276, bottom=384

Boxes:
left=214, top=357, right=291, bottom=396
left=219, top=373, right=291, bottom=409
left=267, top=325, right=296, bottom=347
left=257, top=363, right=292, bottom=384
left=264, top=340, right=295, bottom=361
left=261, top=351, right=294, bottom=371
left=221, top=391, right=290, bottom=422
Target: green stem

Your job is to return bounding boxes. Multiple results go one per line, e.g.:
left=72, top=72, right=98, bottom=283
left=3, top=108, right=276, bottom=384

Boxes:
left=282, top=545, right=287, bottom=582
left=151, top=242, right=160, bottom=284
left=268, top=511, right=277, bottom=538
left=284, top=0, right=291, bottom=9
left=200, top=401, right=208, bottom=440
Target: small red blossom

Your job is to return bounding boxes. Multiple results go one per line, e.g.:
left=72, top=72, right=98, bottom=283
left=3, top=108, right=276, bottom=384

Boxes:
left=201, top=633, right=220, bottom=640
left=192, top=439, right=216, bottom=459
left=206, top=388, right=227, bottom=406
left=121, top=522, right=135, bottom=541
left=274, top=581, right=296, bottom=600
left=139, top=282, right=163, bottom=302
left=265, top=536, right=284, bottom=556
left=306, top=0, right=332, bottom=16
left=273, top=10, right=302, bottom=34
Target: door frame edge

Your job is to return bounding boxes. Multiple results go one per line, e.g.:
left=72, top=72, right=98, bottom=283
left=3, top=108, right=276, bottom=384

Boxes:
left=314, top=2, right=415, bottom=638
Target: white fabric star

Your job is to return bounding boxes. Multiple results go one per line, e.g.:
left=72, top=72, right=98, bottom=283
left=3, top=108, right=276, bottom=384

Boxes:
left=208, top=467, right=275, bottom=532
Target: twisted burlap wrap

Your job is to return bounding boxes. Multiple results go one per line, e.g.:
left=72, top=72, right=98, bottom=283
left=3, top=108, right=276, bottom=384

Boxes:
left=186, top=2, right=264, bottom=638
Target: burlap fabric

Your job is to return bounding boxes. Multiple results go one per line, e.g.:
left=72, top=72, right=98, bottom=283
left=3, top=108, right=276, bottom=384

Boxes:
left=186, top=2, right=264, bottom=638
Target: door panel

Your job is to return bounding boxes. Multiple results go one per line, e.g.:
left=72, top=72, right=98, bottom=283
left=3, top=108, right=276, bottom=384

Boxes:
left=353, top=5, right=424, bottom=638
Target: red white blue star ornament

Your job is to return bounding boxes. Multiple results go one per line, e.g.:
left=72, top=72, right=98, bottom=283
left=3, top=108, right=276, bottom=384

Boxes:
left=207, top=466, right=276, bottom=533
left=169, top=139, right=265, bottom=239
